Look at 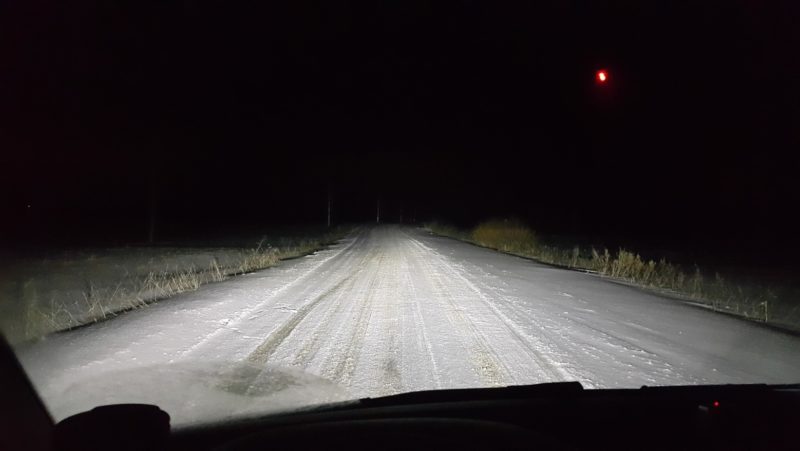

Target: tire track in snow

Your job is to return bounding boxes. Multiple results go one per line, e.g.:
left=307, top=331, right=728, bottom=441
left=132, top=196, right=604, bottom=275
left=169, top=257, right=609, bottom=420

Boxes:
left=266, top=242, right=379, bottom=370
left=245, top=269, right=360, bottom=365
left=288, top=275, right=361, bottom=368
left=325, top=251, right=381, bottom=385
left=369, top=243, right=404, bottom=396
left=404, top=255, right=442, bottom=389
left=407, top=234, right=572, bottom=383
left=411, top=242, right=511, bottom=386
left=173, top=233, right=364, bottom=361
left=338, top=230, right=435, bottom=397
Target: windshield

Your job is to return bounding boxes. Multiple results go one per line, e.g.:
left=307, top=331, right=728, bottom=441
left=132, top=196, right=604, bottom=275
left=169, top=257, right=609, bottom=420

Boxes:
left=2, top=1, right=799, bottom=427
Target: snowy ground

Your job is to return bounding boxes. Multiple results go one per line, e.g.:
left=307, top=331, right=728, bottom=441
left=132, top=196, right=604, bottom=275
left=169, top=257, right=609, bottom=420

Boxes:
left=0, top=247, right=262, bottom=342
left=16, top=226, right=800, bottom=425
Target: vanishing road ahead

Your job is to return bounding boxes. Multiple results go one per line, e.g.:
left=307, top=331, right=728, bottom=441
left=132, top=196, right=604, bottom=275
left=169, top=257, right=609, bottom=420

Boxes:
left=19, top=226, right=800, bottom=424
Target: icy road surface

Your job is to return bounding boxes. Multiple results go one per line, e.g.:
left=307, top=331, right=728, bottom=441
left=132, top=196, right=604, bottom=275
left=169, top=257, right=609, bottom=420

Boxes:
left=18, top=226, right=800, bottom=423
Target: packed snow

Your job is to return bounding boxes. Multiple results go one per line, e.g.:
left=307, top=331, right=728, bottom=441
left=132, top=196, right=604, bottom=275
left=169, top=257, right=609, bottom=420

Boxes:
left=16, top=226, right=800, bottom=426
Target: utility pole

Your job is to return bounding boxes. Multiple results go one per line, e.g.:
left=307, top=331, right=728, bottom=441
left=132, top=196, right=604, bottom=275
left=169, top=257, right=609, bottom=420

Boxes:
left=376, top=199, right=380, bottom=224
left=326, top=188, right=331, bottom=228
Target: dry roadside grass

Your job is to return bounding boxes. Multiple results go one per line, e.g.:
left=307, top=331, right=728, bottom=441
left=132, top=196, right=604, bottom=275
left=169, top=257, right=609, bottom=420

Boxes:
left=426, top=220, right=796, bottom=329
left=2, top=228, right=350, bottom=344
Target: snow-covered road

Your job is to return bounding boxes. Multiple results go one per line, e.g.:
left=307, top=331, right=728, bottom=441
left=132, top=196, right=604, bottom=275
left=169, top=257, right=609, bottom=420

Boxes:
left=17, top=226, right=800, bottom=424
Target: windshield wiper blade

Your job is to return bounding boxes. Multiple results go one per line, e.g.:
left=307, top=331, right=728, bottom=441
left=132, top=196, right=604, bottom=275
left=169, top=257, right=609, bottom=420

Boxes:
left=360, top=381, right=584, bottom=407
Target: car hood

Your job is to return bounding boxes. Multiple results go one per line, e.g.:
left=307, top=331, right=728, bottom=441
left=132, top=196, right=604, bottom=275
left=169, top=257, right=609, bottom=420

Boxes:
left=40, top=361, right=354, bottom=427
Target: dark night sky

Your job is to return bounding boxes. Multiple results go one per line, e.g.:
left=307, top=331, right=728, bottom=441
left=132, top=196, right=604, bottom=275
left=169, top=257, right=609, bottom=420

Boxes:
left=2, top=1, right=799, bottom=262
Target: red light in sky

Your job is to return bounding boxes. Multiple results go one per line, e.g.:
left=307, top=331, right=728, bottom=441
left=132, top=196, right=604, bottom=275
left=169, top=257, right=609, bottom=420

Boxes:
left=713, top=401, right=720, bottom=408
left=597, top=70, right=608, bottom=83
